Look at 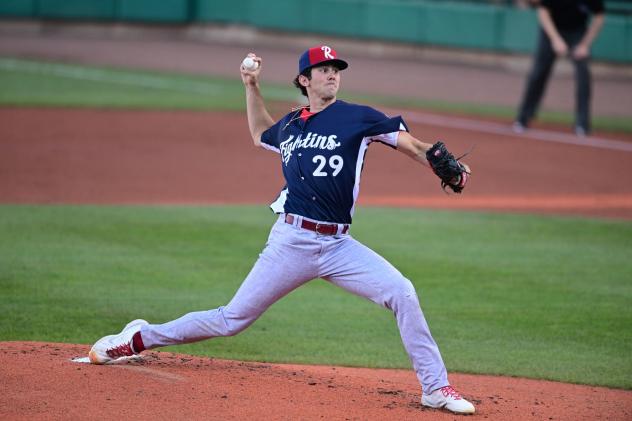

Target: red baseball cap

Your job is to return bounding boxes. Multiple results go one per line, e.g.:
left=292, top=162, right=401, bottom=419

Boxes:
left=298, top=45, right=348, bottom=75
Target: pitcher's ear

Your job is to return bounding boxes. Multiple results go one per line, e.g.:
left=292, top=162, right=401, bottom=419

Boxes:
left=298, top=74, right=310, bottom=87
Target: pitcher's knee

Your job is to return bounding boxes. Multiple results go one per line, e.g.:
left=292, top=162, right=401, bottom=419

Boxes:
left=220, top=307, right=261, bottom=337
left=384, top=278, right=420, bottom=311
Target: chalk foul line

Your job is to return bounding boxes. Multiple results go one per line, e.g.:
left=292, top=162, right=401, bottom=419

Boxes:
left=386, top=108, right=632, bottom=153
left=2, top=58, right=630, bottom=152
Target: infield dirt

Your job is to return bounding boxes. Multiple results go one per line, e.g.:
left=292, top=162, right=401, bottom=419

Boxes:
left=1, top=107, right=632, bottom=219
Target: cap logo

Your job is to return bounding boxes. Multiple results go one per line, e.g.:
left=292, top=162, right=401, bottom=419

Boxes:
left=321, top=46, right=334, bottom=60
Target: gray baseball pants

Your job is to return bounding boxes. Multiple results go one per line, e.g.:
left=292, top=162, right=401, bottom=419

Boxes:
left=140, top=214, right=450, bottom=393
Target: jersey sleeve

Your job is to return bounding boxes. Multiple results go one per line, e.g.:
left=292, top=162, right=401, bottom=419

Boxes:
left=259, top=119, right=284, bottom=154
left=362, top=107, right=409, bottom=148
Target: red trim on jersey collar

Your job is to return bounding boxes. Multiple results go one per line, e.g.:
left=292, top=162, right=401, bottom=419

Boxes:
left=300, top=107, right=316, bottom=122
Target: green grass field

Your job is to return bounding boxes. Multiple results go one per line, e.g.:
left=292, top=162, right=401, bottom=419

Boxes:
left=1, top=206, right=631, bottom=389
left=1, top=57, right=631, bottom=390
left=2, top=57, right=632, bottom=133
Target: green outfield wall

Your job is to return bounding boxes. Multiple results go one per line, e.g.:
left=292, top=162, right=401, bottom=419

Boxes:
left=1, top=0, right=630, bottom=63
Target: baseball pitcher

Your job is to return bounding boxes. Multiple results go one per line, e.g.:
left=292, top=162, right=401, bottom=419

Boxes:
left=89, top=45, right=474, bottom=415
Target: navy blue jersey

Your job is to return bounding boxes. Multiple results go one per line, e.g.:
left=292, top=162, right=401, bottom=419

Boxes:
left=540, top=0, right=604, bottom=31
left=260, top=100, right=408, bottom=224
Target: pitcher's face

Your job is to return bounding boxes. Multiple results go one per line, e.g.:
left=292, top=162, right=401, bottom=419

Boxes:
left=306, top=64, right=340, bottom=101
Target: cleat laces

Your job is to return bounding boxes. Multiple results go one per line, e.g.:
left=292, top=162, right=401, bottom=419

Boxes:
left=440, top=386, right=462, bottom=400
left=106, top=342, right=134, bottom=358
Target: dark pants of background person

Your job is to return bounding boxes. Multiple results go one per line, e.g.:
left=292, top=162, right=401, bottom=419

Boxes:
left=516, top=27, right=592, bottom=132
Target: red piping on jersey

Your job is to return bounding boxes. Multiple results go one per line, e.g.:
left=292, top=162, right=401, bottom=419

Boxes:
left=300, top=108, right=317, bottom=122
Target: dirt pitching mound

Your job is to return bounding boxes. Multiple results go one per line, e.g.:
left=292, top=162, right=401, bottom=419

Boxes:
left=1, top=341, right=631, bottom=420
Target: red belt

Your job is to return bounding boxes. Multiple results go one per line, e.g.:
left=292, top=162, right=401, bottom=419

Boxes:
left=285, top=214, right=349, bottom=235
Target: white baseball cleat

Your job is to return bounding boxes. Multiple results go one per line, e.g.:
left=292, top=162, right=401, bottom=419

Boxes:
left=89, top=319, right=148, bottom=364
left=575, top=126, right=589, bottom=138
left=512, top=121, right=527, bottom=134
left=421, top=385, right=476, bottom=414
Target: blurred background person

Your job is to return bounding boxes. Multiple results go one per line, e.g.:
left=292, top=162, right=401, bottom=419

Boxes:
left=514, top=0, right=605, bottom=136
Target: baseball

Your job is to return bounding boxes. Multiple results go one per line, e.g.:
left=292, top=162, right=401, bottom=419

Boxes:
left=242, top=56, right=259, bottom=71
